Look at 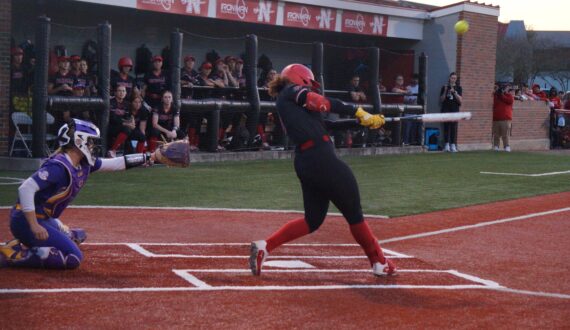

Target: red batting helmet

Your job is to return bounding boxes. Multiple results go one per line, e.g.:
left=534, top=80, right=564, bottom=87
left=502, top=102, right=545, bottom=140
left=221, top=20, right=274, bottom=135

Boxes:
left=118, top=57, right=133, bottom=69
left=280, top=64, right=320, bottom=90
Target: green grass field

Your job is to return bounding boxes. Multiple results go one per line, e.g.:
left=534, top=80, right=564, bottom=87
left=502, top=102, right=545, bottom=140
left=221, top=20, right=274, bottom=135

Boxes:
left=1, top=151, right=569, bottom=217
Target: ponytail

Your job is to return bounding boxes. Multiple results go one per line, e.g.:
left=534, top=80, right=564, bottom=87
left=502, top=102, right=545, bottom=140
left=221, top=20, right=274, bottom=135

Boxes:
left=268, top=75, right=290, bottom=98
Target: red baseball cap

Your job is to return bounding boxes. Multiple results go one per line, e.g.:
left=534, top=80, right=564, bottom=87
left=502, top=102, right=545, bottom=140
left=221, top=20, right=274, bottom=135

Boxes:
left=152, top=55, right=163, bottom=62
left=224, top=56, right=236, bottom=63
left=201, top=62, right=213, bottom=70
left=184, top=55, right=195, bottom=62
left=11, top=47, right=24, bottom=56
left=58, top=56, right=70, bottom=63
left=70, top=55, right=81, bottom=62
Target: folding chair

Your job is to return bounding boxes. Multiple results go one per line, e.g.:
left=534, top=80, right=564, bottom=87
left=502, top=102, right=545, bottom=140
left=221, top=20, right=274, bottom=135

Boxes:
left=10, top=112, right=33, bottom=157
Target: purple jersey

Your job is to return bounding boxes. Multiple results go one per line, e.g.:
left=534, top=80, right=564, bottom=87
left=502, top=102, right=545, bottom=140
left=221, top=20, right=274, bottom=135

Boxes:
left=17, top=153, right=102, bottom=219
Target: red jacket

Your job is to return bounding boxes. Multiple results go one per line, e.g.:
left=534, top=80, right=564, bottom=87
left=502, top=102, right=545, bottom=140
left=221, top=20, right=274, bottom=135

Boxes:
left=493, top=92, right=514, bottom=121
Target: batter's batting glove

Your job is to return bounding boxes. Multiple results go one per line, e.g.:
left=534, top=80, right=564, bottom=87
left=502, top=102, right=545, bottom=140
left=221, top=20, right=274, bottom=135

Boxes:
left=355, top=107, right=385, bottom=129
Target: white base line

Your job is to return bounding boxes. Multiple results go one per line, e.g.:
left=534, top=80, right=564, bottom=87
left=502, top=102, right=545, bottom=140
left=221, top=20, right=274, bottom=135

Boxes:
left=480, top=170, right=570, bottom=177
left=379, top=206, right=570, bottom=244
left=28, top=205, right=388, bottom=219
left=172, top=270, right=211, bottom=288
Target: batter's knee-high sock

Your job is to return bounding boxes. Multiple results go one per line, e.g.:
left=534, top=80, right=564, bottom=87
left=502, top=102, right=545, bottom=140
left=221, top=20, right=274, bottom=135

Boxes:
left=111, top=132, right=128, bottom=151
left=136, top=141, right=145, bottom=153
left=266, top=218, right=310, bottom=252
left=350, top=221, right=386, bottom=266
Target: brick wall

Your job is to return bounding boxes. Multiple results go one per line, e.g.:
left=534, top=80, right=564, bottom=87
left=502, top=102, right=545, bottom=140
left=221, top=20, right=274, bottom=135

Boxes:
left=0, top=0, right=11, bottom=156
left=455, top=11, right=498, bottom=149
left=510, top=101, right=550, bottom=150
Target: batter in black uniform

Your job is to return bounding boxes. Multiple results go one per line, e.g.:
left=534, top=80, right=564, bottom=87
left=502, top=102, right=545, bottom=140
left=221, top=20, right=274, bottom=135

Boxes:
left=250, top=64, right=396, bottom=277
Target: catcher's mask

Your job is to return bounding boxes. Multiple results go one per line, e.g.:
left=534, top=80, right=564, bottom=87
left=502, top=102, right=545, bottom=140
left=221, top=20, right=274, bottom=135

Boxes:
left=280, top=64, right=321, bottom=92
left=58, top=119, right=100, bottom=166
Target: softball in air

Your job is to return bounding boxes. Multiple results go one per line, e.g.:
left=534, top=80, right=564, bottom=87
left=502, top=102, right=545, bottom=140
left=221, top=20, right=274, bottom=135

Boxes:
left=454, top=20, right=469, bottom=35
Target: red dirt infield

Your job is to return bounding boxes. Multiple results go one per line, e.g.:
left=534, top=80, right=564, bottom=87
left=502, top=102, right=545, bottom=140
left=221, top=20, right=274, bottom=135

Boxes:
left=1, top=192, right=569, bottom=328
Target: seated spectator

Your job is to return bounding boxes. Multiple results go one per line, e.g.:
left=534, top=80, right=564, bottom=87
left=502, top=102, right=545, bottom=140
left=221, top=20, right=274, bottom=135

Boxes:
left=142, top=55, right=168, bottom=109
left=211, top=59, right=229, bottom=88
left=378, top=77, right=387, bottom=93
left=127, top=95, right=148, bottom=154
left=107, top=85, right=132, bottom=157
left=532, top=84, right=548, bottom=101
left=347, top=75, right=367, bottom=103
left=402, top=74, right=420, bottom=145
left=548, top=87, right=562, bottom=109
left=111, top=57, right=138, bottom=98
left=196, top=62, right=215, bottom=87
left=48, top=56, right=74, bottom=96
left=69, top=55, right=82, bottom=77
left=234, top=58, right=246, bottom=88
left=404, top=74, right=419, bottom=105
left=10, top=47, right=31, bottom=115
left=149, top=91, right=185, bottom=152
left=224, top=56, right=239, bottom=87
left=181, top=55, right=199, bottom=99
left=521, top=84, right=536, bottom=100
left=80, top=59, right=97, bottom=96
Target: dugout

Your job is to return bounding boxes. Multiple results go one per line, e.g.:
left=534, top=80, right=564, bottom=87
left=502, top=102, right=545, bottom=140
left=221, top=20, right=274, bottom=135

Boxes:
left=2, top=0, right=509, bottom=159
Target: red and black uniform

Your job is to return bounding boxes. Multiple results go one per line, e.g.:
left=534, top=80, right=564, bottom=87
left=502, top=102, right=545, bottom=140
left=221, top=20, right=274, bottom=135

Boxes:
left=143, top=70, right=168, bottom=108
left=148, top=105, right=185, bottom=151
left=49, top=72, right=75, bottom=96
left=108, top=97, right=132, bottom=151
left=277, top=84, right=362, bottom=230
left=10, top=64, right=29, bottom=96
left=129, top=106, right=149, bottom=153
left=180, top=68, right=201, bottom=148
left=111, top=73, right=136, bottom=98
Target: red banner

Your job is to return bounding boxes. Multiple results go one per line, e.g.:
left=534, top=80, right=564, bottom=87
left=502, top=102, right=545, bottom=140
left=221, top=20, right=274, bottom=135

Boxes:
left=136, top=0, right=209, bottom=17
left=283, top=3, right=336, bottom=31
left=217, top=0, right=277, bottom=25
left=341, top=11, right=388, bottom=36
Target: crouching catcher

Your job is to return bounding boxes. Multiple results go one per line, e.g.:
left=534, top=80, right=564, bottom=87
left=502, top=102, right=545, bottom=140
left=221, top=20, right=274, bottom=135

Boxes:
left=0, top=118, right=188, bottom=270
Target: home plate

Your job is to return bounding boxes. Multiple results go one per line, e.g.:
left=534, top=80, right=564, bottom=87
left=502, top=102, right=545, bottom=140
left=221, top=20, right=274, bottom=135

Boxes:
left=264, top=260, right=315, bottom=269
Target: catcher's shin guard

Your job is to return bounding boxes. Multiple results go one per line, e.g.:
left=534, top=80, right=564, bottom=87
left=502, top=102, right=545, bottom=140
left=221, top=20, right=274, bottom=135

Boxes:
left=10, top=247, right=80, bottom=269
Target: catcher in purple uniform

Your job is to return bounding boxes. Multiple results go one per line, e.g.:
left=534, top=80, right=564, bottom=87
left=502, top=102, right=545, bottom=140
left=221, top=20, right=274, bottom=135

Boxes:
left=0, top=119, right=188, bottom=269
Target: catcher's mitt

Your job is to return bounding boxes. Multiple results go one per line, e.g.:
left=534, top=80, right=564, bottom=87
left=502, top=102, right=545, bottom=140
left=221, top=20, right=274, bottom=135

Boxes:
left=154, top=140, right=190, bottom=167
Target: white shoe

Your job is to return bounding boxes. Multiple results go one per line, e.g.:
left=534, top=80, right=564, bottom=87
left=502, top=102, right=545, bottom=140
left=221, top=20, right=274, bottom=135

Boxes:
left=505, top=146, right=511, bottom=152
left=493, top=146, right=500, bottom=151
left=450, top=144, right=458, bottom=152
left=249, top=240, right=268, bottom=276
left=443, top=143, right=450, bottom=152
left=372, top=258, right=397, bottom=276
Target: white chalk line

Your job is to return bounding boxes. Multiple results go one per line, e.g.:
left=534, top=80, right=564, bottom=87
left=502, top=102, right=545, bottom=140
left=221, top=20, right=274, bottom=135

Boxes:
left=480, top=170, right=570, bottom=177
left=379, top=206, right=570, bottom=244
left=124, top=243, right=412, bottom=259
left=0, top=177, right=25, bottom=185
left=0, top=205, right=389, bottom=219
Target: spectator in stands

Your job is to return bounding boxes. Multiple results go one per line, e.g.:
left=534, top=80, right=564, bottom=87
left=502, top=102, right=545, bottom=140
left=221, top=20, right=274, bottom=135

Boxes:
left=142, top=55, right=168, bottom=109
left=10, top=47, right=31, bottom=115
left=128, top=95, right=148, bottom=154
left=492, top=84, right=514, bottom=152
left=107, top=85, right=132, bottom=157
left=532, top=84, right=548, bottom=101
left=548, top=87, right=562, bottom=109
left=211, top=59, right=230, bottom=88
left=391, top=74, right=406, bottom=104
left=69, top=55, right=82, bottom=77
left=521, top=84, right=537, bottom=100
left=402, top=74, right=419, bottom=146
left=111, top=57, right=138, bottom=98
left=180, top=55, right=201, bottom=151
left=48, top=56, right=74, bottom=96
left=79, top=59, right=97, bottom=97
left=196, top=62, right=215, bottom=87
left=224, top=56, right=239, bottom=87
left=439, top=72, right=463, bottom=152
left=378, top=77, right=387, bottom=93
left=70, top=56, right=90, bottom=97
left=234, top=58, right=246, bottom=88
left=347, top=75, right=367, bottom=103
left=149, top=91, right=185, bottom=152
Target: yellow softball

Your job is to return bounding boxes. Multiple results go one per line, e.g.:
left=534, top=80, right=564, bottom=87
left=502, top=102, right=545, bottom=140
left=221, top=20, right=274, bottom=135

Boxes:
left=455, top=20, right=469, bottom=35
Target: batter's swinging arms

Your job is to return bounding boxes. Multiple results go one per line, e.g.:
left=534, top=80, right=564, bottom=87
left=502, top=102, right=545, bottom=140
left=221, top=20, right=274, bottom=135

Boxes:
left=250, top=64, right=396, bottom=277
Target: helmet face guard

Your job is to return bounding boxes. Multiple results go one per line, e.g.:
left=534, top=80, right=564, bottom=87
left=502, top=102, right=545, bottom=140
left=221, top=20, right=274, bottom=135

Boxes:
left=280, top=64, right=321, bottom=92
left=58, top=119, right=100, bottom=166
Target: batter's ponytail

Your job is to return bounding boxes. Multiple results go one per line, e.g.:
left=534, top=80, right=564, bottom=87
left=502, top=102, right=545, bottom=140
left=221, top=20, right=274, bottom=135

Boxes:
left=268, top=75, right=290, bottom=98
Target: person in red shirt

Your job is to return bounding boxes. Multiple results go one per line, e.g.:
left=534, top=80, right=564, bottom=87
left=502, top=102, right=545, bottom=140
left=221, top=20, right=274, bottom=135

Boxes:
left=548, top=88, right=562, bottom=109
left=492, top=84, right=515, bottom=152
left=532, top=84, right=548, bottom=101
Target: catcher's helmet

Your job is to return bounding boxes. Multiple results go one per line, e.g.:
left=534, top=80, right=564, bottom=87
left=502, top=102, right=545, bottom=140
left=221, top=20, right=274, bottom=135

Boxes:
left=118, top=57, right=133, bottom=69
left=280, top=64, right=320, bottom=91
left=58, top=119, right=100, bottom=166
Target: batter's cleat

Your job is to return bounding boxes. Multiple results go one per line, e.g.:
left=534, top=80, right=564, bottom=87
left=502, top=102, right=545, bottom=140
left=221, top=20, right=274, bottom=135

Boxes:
left=249, top=240, right=268, bottom=276
left=372, top=258, right=397, bottom=276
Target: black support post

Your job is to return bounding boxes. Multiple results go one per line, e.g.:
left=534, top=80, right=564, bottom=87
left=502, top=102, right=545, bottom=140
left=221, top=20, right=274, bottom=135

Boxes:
left=368, top=47, right=381, bottom=115
left=97, top=22, right=111, bottom=155
left=418, top=52, right=428, bottom=145
left=170, top=29, right=183, bottom=113
left=311, top=42, right=324, bottom=95
left=31, top=16, right=50, bottom=157
left=244, top=34, right=260, bottom=145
